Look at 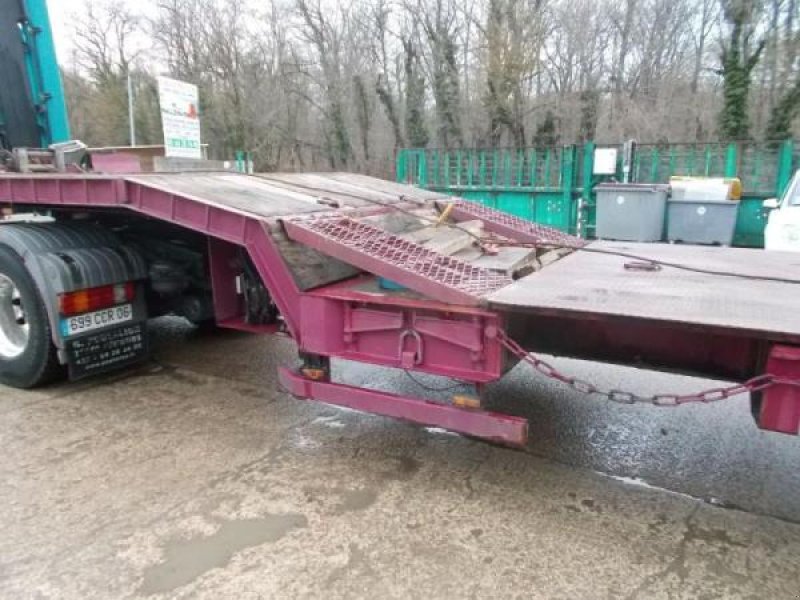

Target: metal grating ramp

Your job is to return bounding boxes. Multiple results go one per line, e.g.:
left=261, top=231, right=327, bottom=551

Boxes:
left=283, top=216, right=512, bottom=306
left=447, top=199, right=586, bottom=248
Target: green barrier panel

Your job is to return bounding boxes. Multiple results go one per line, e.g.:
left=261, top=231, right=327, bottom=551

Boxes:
left=733, top=196, right=769, bottom=247
left=396, top=139, right=797, bottom=247
left=495, top=191, right=533, bottom=220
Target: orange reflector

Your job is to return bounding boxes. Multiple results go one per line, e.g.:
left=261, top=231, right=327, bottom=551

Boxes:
left=301, top=368, right=327, bottom=381
left=59, top=282, right=135, bottom=316
left=453, top=395, right=481, bottom=410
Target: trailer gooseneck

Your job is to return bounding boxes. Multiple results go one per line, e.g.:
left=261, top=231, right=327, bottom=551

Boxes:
left=0, top=170, right=798, bottom=446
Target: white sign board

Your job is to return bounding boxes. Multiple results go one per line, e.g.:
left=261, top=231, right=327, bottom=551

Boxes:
left=593, top=147, right=618, bottom=175
left=158, top=76, right=202, bottom=159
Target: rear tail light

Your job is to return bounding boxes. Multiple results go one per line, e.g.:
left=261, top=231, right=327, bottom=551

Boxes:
left=59, top=282, right=136, bottom=316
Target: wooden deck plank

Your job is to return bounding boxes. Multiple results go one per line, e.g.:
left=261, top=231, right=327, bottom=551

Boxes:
left=126, top=173, right=327, bottom=217
left=258, top=172, right=424, bottom=206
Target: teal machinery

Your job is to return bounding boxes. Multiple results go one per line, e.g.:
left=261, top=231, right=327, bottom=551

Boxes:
left=0, top=0, right=70, bottom=149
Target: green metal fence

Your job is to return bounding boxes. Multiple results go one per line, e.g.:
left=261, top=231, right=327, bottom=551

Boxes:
left=396, top=140, right=798, bottom=247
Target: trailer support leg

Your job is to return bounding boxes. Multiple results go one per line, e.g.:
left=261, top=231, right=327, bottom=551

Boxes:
left=278, top=367, right=528, bottom=447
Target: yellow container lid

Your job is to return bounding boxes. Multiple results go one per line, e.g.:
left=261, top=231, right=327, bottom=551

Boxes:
left=669, top=176, right=742, bottom=201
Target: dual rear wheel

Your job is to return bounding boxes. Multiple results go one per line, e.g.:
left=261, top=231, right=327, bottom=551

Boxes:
left=0, top=245, right=62, bottom=388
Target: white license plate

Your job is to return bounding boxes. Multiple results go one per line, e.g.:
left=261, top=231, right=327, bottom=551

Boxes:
left=60, top=304, right=134, bottom=338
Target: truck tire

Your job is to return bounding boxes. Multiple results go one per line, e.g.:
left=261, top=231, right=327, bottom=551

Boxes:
left=0, top=244, right=63, bottom=388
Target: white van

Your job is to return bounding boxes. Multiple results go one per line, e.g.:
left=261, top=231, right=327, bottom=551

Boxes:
left=764, top=170, right=800, bottom=251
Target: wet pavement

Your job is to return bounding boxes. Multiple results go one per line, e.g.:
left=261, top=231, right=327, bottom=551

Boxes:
left=1, top=317, right=799, bottom=598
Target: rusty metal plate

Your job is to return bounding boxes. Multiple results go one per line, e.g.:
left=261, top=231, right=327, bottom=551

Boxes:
left=488, top=241, right=800, bottom=341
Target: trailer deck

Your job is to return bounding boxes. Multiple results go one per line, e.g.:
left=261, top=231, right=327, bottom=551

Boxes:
left=1, top=171, right=799, bottom=444
left=124, top=172, right=445, bottom=218
left=489, top=240, right=800, bottom=343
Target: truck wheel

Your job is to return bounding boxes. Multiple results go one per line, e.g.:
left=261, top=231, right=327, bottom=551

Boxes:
left=0, top=245, right=63, bottom=388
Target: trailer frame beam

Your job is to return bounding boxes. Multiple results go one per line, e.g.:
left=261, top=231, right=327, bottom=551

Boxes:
left=278, top=366, right=529, bottom=447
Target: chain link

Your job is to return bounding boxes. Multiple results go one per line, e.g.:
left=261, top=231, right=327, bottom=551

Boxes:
left=496, top=329, right=800, bottom=407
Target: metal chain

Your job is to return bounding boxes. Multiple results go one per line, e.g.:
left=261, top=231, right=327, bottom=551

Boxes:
left=496, top=329, right=800, bottom=407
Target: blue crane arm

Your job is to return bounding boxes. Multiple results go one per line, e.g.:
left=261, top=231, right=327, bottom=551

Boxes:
left=0, top=0, right=70, bottom=148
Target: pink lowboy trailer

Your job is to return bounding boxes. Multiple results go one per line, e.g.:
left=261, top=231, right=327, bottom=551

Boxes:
left=0, top=171, right=798, bottom=446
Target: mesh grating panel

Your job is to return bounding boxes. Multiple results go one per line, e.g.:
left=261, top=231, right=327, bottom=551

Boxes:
left=287, top=216, right=512, bottom=300
left=451, top=200, right=586, bottom=247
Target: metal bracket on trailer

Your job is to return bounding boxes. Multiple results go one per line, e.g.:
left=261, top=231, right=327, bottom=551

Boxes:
left=760, top=345, right=800, bottom=435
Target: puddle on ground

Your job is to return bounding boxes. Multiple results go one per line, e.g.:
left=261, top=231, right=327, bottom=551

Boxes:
left=334, top=489, right=378, bottom=514
left=384, top=455, right=421, bottom=482
left=138, top=513, right=307, bottom=595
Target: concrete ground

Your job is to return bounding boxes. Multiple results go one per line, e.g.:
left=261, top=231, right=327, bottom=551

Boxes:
left=1, top=318, right=800, bottom=599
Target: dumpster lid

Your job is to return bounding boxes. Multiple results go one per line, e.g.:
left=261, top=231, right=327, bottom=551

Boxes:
left=669, top=178, right=739, bottom=203
left=595, top=183, right=670, bottom=193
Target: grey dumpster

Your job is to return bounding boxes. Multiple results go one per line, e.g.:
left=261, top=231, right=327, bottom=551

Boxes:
left=595, top=183, right=669, bottom=242
left=667, top=179, right=739, bottom=246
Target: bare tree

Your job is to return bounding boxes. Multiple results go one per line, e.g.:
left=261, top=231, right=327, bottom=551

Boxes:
left=370, top=0, right=406, bottom=150
left=691, top=0, right=720, bottom=94
left=411, top=0, right=465, bottom=147
left=62, top=0, right=799, bottom=171
left=73, top=0, right=140, bottom=84
left=479, top=0, right=547, bottom=147
left=70, top=0, right=146, bottom=145
left=294, top=0, right=354, bottom=167
left=717, top=0, right=766, bottom=140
